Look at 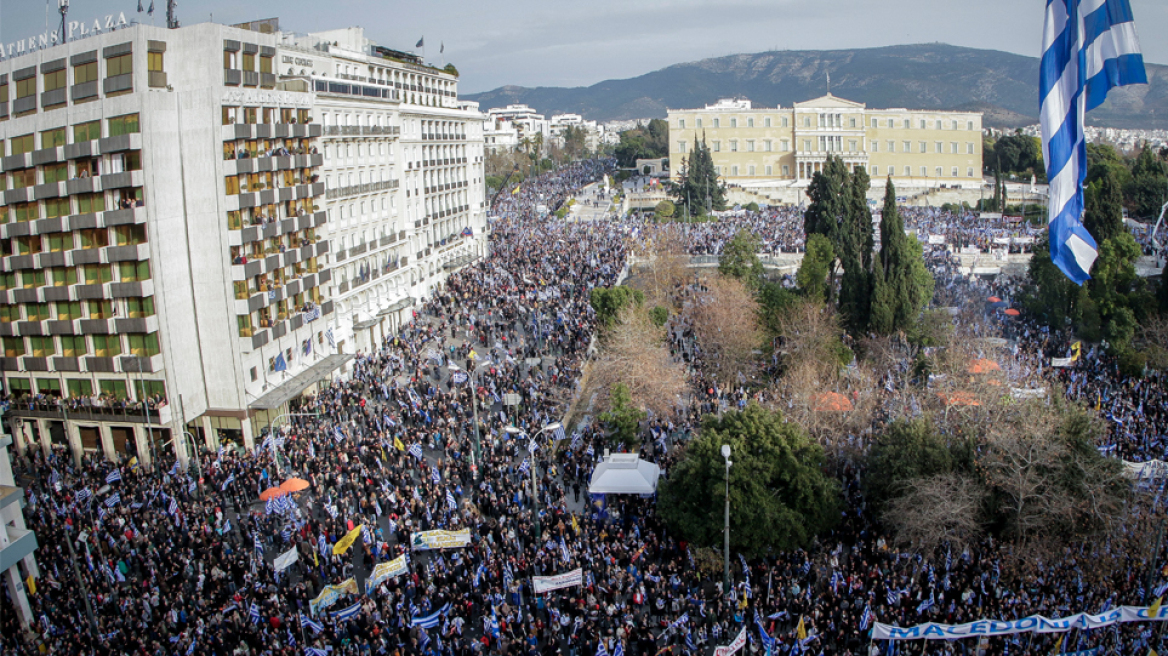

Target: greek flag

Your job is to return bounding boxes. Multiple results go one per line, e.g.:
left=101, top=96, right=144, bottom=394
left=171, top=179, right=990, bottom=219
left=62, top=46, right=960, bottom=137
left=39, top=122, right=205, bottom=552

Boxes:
left=249, top=602, right=262, bottom=624
left=685, top=632, right=696, bottom=651
left=221, top=473, right=235, bottom=491
left=105, top=469, right=122, bottom=484
left=333, top=427, right=345, bottom=443
left=519, top=458, right=530, bottom=475
left=473, top=563, right=486, bottom=587
left=859, top=604, right=875, bottom=632
left=570, top=432, right=582, bottom=449
left=326, top=327, right=335, bottom=349
left=503, top=562, right=514, bottom=589
left=446, top=489, right=458, bottom=511
left=754, top=612, right=775, bottom=653
left=596, top=641, right=609, bottom=656
left=49, top=469, right=61, bottom=486
left=613, top=640, right=624, bottom=656
left=168, top=462, right=179, bottom=477
left=105, top=493, right=120, bottom=507
left=886, top=588, right=900, bottom=606
left=254, top=534, right=264, bottom=557
left=332, top=603, right=362, bottom=622
left=262, top=434, right=274, bottom=450
left=76, top=488, right=92, bottom=504
left=168, top=498, right=179, bottom=516
left=432, top=467, right=441, bottom=485
left=1041, top=0, right=1146, bottom=283
left=451, top=371, right=469, bottom=384
left=409, top=443, right=424, bottom=461
left=301, top=614, right=324, bottom=635
left=552, top=424, right=566, bottom=442
left=306, top=648, right=329, bottom=656
left=412, top=602, right=452, bottom=628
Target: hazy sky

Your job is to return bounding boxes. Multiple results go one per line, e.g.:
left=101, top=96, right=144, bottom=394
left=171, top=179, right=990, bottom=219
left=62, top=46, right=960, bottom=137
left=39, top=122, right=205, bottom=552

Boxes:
left=2, top=0, right=1166, bottom=94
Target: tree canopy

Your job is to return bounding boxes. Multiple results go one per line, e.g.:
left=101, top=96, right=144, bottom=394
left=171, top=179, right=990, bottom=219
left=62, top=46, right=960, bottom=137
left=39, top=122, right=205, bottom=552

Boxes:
left=718, top=229, right=763, bottom=288
left=671, top=136, right=726, bottom=216
left=658, top=404, right=842, bottom=557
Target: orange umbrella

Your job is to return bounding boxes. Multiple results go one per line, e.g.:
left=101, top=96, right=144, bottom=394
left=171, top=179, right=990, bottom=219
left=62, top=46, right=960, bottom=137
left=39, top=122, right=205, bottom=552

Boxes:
left=967, top=358, right=1002, bottom=375
left=259, top=486, right=287, bottom=501
left=280, top=478, right=310, bottom=493
left=987, top=296, right=1001, bottom=303
left=1003, top=308, right=1020, bottom=316
left=938, top=391, right=980, bottom=407
left=812, top=391, right=854, bottom=412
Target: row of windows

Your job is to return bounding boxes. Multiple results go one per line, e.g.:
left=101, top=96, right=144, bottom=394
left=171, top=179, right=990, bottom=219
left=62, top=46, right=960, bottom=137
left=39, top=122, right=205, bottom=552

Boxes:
left=713, top=164, right=978, bottom=178
left=4, top=376, right=164, bottom=400
left=2, top=225, right=145, bottom=257
left=222, top=106, right=310, bottom=126
left=0, top=261, right=150, bottom=290
left=0, top=298, right=154, bottom=323
left=2, top=188, right=141, bottom=223
left=236, top=288, right=323, bottom=337
left=4, top=114, right=140, bottom=156
left=677, top=116, right=977, bottom=131
left=2, top=54, right=154, bottom=118
left=2, top=332, right=158, bottom=358
left=223, top=51, right=273, bottom=74
left=687, top=138, right=977, bottom=155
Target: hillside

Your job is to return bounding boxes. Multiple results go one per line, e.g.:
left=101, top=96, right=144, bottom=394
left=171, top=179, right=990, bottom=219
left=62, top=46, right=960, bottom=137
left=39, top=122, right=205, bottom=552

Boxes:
left=465, top=44, right=1168, bottom=129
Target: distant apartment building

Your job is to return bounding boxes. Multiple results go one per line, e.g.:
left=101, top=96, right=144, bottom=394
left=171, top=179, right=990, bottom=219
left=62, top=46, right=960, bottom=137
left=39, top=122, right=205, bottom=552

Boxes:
left=549, top=113, right=605, bottom=153
left=487, top=104, right=549, bottom=152
left=0, top=17, right=486, bottom=466
left=668, top=96, right=983, bottom=188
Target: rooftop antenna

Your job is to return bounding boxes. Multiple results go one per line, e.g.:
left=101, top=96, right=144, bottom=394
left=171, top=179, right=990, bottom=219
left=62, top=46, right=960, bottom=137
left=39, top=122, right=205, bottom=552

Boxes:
left=167, top=0, right=179, bottom=29
left=58, top=0, right=69, bottom=44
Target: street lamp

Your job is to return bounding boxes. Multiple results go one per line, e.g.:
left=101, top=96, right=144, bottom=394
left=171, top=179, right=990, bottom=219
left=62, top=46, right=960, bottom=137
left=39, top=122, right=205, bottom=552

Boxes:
left=721, top=443, right=732, bottom=595
left=265, top=412, right=318, bottom=475
left=58, top=0, right=69, bottom=44
left=182, top=431, right=204, bottom=494
left=507, top=422, right=561, bottom=542
left=449, top=359, right=492, bottom=479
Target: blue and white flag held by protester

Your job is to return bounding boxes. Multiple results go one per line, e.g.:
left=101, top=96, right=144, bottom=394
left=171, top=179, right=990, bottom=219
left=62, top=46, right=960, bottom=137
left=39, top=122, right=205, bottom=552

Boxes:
left=1040, top=0, right=1146, bottom=284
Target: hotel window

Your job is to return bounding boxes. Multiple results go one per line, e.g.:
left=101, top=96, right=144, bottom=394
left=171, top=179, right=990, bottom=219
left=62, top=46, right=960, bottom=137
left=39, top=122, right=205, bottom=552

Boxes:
left=127, top=333, right=160, bottom=356
left=82, top=265, right=111, bottom=284
left=766, top=165, right=773, bottom=175
left=10, top=133, right=34, bottom=155
left=0, top=80, right=8, bottom=112
left=46, top=233, right=73, bottom=252
left=764, top=117, right=772, bottom=127
left=29, top=336, right=55, bottom=357
left=41, top=128, right=66, bottom=150
left=67, top=379, right=93, bottom=397
left=222, top=106, right=239, bottom=125
left=729, top=140, right=737, bottom=152
left=44, top=162, right=68, bottom=184
left=0, top=305, right=17, bottom=322
left=44, top=197, right=70, bottom=219
left=88, top=300, right=113, bottom=319
left=782, top=164, right=790, bottom=176
left=43, top=69, right=66, bottom=107
left=12, top=202, right=39, bottom=223
left=748, top=166, right=755, bottom=176
left=713, top=118, right=720, bottom=128
left=730, top=118, right=737, bottom=128
left=114, top=225, right=146, bottom=246
left=61, top=336, right=87, bottom=357
left=26, top=303, right=51, bottom=321
left=712, top=141, right=721, bottom=152
left=677, top=141, right=687, bottom=154
left=10, top=168, right=35, bottom=189
left=678, top=119, right=685, bottom=129
left=259, top=55, right=273, bottom=74
left=74, top=60, right=98, bottom=85
left=107, top=113, right=140, bottom=136
left=107, top=54, right=133, bottom=78
left=50, top=267, right=76, bottom=286
left=126, top=297, right=155, bottom=317
left=57, top=302, right=82, bottom=320
left=244, top=107, right=258, bottom=124
left=731, top=166, right=739, bottom=176
left=935, top=142, right=942, bottom=154
left=15, top=76, right=36, bottom=114
left=92, top=335, right=121, bottom=357
left=118, top=261, right=150, bottom=282
left=3, top=337, right=26, bottom=357
left=695, top=118, right=702, bottom=129
left=77, top=193, right=105, bottom=215
left=71, top=121, right=100, bottom=145
left=242, top=53, right=256, bottom=72
left=966, top=143, right=975, bottom=155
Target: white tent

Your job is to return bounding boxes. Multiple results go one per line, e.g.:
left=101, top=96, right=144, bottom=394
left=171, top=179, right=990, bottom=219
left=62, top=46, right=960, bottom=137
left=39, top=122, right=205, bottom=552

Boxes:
left=588, top=453, right=661, bottom=495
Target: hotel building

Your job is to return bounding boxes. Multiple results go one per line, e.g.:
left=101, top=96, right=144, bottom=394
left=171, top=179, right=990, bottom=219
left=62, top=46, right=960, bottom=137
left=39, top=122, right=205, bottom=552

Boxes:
left=668, top=96, right=983, bottom=188
left=0, top=18, right=486, bottom=465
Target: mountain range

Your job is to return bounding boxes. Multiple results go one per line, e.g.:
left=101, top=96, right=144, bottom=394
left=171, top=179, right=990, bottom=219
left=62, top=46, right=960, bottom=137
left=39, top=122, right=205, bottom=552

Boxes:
left=465, top=44, right=1168, bottom=130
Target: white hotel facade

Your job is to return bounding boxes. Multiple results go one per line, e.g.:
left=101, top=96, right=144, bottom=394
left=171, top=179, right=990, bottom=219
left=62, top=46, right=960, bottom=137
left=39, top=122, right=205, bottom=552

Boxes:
left=0, top=18, right=487, bottom=465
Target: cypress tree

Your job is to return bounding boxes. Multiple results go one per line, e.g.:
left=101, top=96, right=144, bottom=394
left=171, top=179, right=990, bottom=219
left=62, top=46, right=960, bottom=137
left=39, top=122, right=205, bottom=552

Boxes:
left=871, top=178, right=915, bottom=334
left=838, top=166, right=874, bottom=334
left=803, top=156, right=850, bottom=303
left=672, top=136, right=726, bottom=217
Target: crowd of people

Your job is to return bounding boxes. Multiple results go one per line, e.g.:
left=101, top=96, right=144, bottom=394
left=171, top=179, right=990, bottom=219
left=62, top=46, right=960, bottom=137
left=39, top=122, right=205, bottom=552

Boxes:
left=2, top=163, right=1166, bottom=656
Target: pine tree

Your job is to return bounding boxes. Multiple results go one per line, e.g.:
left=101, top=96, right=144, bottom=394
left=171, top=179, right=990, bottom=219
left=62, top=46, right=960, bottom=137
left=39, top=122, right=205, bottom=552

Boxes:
left=871, top=178, right=926, bottom=334
left=672, top=136, right=726, bottom=217
left=838, top=166, right=874, bottom=334
left=803, top=156, right=851, bottom=303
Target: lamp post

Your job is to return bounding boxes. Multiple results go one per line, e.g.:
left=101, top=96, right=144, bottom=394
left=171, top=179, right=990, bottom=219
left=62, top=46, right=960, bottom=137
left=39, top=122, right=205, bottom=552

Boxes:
left=63, top=526, right=98, bottom=640
left=181, top=431, right=204, bottom=493
left=721, top=443, right=732, bottom=596
left=265, top=411, right=319, bottom=476
left=507, top=422, right=560, bottom=542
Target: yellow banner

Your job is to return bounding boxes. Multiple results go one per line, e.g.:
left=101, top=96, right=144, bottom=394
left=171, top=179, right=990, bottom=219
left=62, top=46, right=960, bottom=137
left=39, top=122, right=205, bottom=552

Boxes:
left=411, top=528, right=472, bottom=551
left=333, top=524, right=364, bottom=555
left=366, top=554, right=410, bottom=592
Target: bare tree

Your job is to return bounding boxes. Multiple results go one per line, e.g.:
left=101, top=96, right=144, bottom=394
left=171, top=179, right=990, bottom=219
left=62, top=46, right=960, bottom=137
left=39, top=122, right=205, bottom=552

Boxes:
left=633, top=229, right=691, bottom=307
left=590, top=305, right=688, bottom=419
left=682, top=275, right=763, bottom=386
left=884, top=473, right=985, bottom=552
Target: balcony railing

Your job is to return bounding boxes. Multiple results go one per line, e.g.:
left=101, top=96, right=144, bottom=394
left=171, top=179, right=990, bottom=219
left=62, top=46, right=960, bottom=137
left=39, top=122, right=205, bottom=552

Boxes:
left=325, top=179, right=400, bottom=200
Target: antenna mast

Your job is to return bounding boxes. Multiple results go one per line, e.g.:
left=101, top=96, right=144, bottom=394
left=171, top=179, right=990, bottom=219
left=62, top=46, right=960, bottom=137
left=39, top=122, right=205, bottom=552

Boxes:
left=167, top=0, right=179, bottom=29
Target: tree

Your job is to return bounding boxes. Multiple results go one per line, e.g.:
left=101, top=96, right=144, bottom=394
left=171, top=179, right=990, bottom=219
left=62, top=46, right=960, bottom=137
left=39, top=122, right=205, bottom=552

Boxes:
left=591, top=306, right=687, bottom=421
left=590, top=286, right=644, bottom=328
left=614, top=119, right=669, bottom=167
left=796, top=233, right=834, bottom=303
left=1090, top=232, right=1143, bottom=349
left=883, top=473, right=984, bottom=552
left=443, top=63, right=459, bottom=77
left=1083, top=168, right=1126, bottom=245
left=658, top=404, right=842, bottom=556
left=671, top=137, right=726, bottom=216
left=1125, top=145, right=1168, bottom=220
left=683, top=275, right=763, bottom=385
left=838, top=166, right=874, bottom=334
left=654, top=200, right=675, bottom=220
left=598, top=383, right=647, bottom=448
left=866, top=419, right=957, bottom=506
left=871, top=178, right=932, bottom=334
left=718, top=229, right=763, bottom=288
left=1022, top=233, right=1088, bottom=329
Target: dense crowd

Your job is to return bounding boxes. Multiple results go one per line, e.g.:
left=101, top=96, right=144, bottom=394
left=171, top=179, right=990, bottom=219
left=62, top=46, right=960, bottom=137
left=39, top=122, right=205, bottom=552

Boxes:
left=2, top=165, right=1166, bottom=656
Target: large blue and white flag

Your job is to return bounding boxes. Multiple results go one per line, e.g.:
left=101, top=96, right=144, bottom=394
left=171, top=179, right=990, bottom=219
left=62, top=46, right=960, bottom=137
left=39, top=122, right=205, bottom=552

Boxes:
left=1041, top=0, right=1146, bottom=284
left=105, top=469, right=122, bottom=484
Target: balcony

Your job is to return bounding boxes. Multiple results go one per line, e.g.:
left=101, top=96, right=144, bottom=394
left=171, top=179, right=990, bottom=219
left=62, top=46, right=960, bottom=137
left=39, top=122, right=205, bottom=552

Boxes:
left=324, top=178, right=398, bottom=201
left=322, top=125, right=401, bottom=137
left=0, top=525, right=37, bottom=573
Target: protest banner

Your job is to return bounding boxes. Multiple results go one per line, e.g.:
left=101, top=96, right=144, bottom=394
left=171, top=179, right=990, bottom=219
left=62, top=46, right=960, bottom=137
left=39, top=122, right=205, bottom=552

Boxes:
left=309, top=577, right=358, bottom=615
left=411, top=528, right=472, bottom=551
left=713, top=626, right=747, bottom=656
left=273, top=547, right=298, bottom=572
left=532, top=568, right=583, bottom=594
left=365, top=554, right=410, bottom=592
left=871, top=604, right=1168, bottom=641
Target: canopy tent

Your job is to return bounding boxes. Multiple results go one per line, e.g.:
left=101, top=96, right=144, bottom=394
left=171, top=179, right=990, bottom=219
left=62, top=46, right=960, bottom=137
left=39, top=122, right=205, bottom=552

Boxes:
left=812, top=391, right=853, bottom=412
left=588, top=453, right=661, bottom=495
